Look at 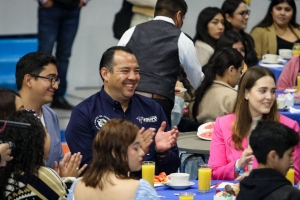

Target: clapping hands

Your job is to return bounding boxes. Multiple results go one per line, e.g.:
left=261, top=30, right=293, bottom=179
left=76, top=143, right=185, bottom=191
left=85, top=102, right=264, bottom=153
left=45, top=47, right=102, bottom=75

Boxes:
left=0, top=143, right=13, bottom=167
left=53, top=152, right=87, bottom=178
left=155, top=122, right=179, bottom=152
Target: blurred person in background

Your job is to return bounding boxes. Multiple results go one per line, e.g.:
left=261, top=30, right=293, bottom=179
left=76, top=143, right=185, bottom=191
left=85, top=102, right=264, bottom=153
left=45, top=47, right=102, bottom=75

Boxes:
left=194, top=7, right=225, bottom=66
left=37, top=0, right=89, bottom=109
left=251, top=0, right=300, bottom=60
left=221, top=0, right=258, bottom=67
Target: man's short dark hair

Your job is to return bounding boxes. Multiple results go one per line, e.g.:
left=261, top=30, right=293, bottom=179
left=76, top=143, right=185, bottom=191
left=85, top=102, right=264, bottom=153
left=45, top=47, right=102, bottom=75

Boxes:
left=154, top=0, right=188, bottom=18
left=15, top=52, right=57, bottom=90
left=99, top=46, right=134, bottom=80
left=250, top=121, right=299, bottom=164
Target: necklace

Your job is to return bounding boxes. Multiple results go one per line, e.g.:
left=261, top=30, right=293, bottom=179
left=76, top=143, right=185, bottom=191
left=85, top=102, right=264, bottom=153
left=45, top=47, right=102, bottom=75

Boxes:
left=276, top=26, right=289, bottom=37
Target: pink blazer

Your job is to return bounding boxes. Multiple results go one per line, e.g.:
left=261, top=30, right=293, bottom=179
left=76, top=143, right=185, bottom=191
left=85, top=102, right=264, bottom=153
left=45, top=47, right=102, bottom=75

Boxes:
left=277, top=55, right=300, bottom=90
left=208, top=114, right=300, bottom=183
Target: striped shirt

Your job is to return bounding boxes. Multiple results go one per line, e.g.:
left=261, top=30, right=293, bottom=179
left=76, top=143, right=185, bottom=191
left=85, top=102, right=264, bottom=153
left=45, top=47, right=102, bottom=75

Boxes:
left=5, top=167, right=68, bottom=200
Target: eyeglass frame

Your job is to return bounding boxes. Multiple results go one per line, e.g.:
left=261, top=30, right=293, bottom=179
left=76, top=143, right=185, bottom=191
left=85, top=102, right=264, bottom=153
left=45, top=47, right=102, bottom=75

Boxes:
left=29, top=74, right=60, bottom=86
left=235, top=9, right=250, bottom=17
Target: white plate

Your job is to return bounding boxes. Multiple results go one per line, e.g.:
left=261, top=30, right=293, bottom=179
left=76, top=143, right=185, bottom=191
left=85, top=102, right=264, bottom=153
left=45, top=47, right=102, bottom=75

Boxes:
left=196, top=122, right=214, bottom=141
left=175, top=87, right=187, bottom=94
left=167, top=181, right=195, bottom=190
left=261, top=59, right=282, bottom=64
left=154, top=182, right=167, bottom=187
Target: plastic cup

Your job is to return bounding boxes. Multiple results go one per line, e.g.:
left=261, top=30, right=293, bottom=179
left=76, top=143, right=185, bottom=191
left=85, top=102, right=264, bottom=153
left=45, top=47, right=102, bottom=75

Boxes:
left=179, top=192, right=195, bottom=200
left=286, top=166, right=294, bottom=185
left=142, top=161, right=155, bottom=186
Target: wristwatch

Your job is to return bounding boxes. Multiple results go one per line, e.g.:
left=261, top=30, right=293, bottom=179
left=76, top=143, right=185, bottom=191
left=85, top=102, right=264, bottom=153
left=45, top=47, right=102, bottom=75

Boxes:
left=235, top=159, right=244, bottom=175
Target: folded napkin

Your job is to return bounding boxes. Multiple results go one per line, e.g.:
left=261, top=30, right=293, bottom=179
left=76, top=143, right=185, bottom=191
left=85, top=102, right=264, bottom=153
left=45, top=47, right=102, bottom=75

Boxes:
left=289, top=107, right=300, bottom=113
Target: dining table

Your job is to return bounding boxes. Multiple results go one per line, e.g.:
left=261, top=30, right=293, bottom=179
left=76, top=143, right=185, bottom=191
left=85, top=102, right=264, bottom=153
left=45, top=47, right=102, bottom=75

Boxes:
left=155, top=180, right=236, bottom=200
left=177, top=104, right=300, bottom=173
left=259, top=60, right=286, bottom=83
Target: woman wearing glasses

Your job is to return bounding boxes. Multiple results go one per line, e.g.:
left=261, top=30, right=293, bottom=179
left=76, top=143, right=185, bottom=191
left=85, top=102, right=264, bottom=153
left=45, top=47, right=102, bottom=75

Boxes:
left=221, top=0, right=258, bottom=67
left=251, top=0, right=300, bottom=60
left=193, top=7, right=225, bottom=66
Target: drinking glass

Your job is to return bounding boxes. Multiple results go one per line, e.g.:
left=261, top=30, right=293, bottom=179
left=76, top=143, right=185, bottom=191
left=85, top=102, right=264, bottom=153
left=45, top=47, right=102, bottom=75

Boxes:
left=198, top=164, right=212, bottom=193
left=142, top=161, right=155, bottom=186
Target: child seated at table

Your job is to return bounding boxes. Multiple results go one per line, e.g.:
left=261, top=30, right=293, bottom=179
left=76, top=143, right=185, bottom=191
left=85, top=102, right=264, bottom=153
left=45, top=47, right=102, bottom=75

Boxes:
left=237, top=121, right=300, bottom=200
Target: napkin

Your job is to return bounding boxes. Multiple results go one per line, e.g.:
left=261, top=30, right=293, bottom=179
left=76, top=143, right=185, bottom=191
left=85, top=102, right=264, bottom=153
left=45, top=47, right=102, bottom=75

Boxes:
left=289, top=107, right=300, bottom=113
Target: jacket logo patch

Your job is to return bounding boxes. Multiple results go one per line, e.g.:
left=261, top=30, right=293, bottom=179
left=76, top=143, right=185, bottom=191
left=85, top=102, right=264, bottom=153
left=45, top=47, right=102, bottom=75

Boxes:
left=136, top=116, right=157, bottom=124
left=94, top=115, right=110, bottom=129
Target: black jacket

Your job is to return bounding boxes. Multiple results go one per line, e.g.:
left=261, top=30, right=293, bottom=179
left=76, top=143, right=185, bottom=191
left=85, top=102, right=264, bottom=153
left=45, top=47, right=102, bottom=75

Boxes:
left=237, top=168, right=300, bottom=200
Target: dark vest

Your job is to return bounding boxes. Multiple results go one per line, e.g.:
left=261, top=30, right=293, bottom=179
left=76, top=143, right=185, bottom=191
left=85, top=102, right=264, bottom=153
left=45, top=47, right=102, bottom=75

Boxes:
left=126, top=20, right=181, bottom=102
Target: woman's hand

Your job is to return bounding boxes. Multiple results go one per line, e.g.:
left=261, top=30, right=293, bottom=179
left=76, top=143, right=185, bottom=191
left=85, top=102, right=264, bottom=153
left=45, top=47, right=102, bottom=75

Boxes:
left=238, top=148, right=253, bottom=169
left=53, top=152, right=87, bottom=178
left=235, top=170, right=251, bottom=181
left=0, top=143, right=13, bottom=166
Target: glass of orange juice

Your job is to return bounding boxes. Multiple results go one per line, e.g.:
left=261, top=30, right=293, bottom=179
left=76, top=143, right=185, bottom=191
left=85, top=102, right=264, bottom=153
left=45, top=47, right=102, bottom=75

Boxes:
left=142, top=161, right=155, bottom=186
left=198, top=164, right=212, bottom=193
left=286, top=166, right=294, bottom=185
left=292, top=43, right=300, bottom=55
left=178, top=192, right=195, bottom=200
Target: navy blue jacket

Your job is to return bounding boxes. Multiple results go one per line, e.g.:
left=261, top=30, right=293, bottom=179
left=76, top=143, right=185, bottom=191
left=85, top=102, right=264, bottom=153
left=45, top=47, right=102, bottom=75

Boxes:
left=65, top=87, right=180, bottom=175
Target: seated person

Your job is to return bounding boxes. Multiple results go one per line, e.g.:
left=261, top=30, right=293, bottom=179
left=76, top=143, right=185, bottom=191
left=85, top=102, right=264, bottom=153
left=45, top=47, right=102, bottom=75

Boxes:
left=65, top=46, right=180, bottom=176
left=0, top=110, right=85, bottom=199
left=277, top=55, right=300, bottom=90
left=237, top=121, right=300, bottom=200
left=221, top=0, right=258, bottom=67
left=68, top=119, right=159, bottom=200
left=189, top=47, right=244, bottom=124
left=16, top=52, right=64, bottom=168
left=0, top=88, right=24, bottom=120
left=208, top=66, right=300, bottom=183
left=194, top=7, right=225, bottom=66
left=251, top=0, right=300, bottom=60
left=216, top=30, right=248, bottom=73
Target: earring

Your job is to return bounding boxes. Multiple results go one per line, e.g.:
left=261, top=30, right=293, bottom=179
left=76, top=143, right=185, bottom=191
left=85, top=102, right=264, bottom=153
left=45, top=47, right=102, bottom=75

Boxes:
left=245, top=97, right=249, bottom=100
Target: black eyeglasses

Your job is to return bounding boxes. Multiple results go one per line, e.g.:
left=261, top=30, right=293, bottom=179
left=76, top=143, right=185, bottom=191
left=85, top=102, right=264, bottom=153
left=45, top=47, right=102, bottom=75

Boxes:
left=236, top=10, right=250, bottom=17
left=30, top=74, right=60, bottom=86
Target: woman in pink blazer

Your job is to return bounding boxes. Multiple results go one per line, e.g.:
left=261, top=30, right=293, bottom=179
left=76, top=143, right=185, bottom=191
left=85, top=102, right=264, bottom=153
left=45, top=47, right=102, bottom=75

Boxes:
left=208, top=66, right=300, bottom=183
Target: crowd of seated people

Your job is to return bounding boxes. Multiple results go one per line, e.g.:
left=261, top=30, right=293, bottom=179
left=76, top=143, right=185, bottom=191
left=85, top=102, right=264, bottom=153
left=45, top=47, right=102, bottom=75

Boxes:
left=2, top=0, right=300, bottom=199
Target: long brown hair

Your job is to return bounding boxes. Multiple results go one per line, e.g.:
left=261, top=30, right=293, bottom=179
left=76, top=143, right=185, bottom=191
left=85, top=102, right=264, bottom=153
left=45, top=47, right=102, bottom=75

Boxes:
left=232, top=66, right=279, bottom=150
left=0, top=88, right=20, bottom=120
left=81, top=118, right=139, bottom=189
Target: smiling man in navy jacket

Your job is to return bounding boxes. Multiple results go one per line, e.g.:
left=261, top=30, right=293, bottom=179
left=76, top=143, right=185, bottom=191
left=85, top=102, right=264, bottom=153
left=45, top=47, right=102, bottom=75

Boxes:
left=65, top=46, right=180, bottom=176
